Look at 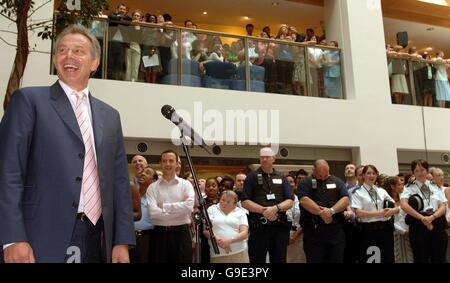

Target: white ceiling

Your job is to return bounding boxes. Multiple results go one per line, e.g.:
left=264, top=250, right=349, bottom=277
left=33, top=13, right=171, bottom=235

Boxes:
left=117, top=0, right=450, bottom=55
left=383, top=17, right=450, bottom=55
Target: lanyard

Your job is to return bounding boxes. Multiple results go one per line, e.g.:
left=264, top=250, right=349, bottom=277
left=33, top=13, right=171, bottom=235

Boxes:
left=363, top=186, right=379, bottom=210
left=419, top=184, right=431, bottom=208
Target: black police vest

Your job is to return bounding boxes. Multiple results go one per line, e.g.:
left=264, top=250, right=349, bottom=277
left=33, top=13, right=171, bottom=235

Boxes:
left=250, top=168, right=285, bottom=207
left=300, top=176, right=344, bottom=227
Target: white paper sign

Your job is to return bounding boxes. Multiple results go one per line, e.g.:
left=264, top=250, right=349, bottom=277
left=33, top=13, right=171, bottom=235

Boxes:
left=142, top=54, right=160, bottom=67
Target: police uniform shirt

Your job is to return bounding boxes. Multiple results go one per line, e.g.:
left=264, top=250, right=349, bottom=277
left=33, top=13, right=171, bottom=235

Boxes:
left=400, top=180, right=447, bottom=213
left=351, top=184, right=395, bottom=223
left=241, top=169, right=294, bottom=204
left=297, top=175, right=348, bottom=202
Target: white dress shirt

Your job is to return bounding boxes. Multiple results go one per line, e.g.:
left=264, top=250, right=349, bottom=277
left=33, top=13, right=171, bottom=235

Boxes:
left=400, top=180, right=447, bottom=213
left=351, top=184, right=395, bottom=223
left=146, top=176, right=195, bottom=226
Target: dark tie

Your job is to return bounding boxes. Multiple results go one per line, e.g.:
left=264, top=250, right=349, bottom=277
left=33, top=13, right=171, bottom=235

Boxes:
left=368, top=187, right=377, bottom=200
left=420, top=183, right=430, bottom=198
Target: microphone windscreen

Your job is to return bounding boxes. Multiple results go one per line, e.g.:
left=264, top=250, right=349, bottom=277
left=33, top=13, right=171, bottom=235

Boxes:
left=161, top=105, right=174, bottom=119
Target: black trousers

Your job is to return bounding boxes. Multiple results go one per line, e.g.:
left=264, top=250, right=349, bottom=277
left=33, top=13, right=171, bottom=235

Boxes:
left=149, top=225, right=192, bottom=263
left=303, top=223, right=345, bottom=263
left=107, top=41, right=126, bottom=80
left=343, top=221, right=361, bottom=263
left=129, top=230, right=153, bottom=263
left=63, top=215, right=105, bottom=263
left=359, top=221, right=394, bottom=263
left=248, top=224, right=290, bottom=263
left=409, top=217, right=448, bottom=263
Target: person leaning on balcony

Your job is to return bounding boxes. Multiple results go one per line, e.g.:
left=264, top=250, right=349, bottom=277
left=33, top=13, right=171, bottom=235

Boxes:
left=433, top=51, right=450, bottom=108
left=241, top=147, right=294, bottom=263
left=390, top=45, right=410, bottom=104
left=124, top=9, right=144, bottom=82
left=0, top=24, right=135, bottom=262
left=107, top=4, right=132, bottom=81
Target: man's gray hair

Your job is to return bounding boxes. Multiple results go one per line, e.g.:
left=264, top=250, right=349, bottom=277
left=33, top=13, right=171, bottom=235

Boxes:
left=54, top=24, right=101, bottom=60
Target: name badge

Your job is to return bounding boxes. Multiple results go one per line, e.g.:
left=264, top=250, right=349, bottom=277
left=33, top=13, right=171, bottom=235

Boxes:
left=266, top=194, right=276, bottom=200
left=272, top=179, right=282, bottom=184
left=326, top=183, right=337, bottom=189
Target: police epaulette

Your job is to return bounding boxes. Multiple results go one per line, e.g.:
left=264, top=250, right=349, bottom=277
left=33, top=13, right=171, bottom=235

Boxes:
left=352, top=186, right=361, bottom=194
left=405, top=181, right=414, bottom=187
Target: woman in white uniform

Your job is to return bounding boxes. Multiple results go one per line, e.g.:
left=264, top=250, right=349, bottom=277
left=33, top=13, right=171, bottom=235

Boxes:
left=400, top=159, right=448, bottom=263
left=351, top=165, right=399, bottom=263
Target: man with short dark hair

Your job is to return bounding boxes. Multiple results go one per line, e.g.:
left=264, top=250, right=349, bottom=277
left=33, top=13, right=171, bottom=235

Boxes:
left=246, top=23, right=254, bottom=36
left=107, top=4, right=132, bottom=80
left=184, top=19, right=194, bottom=28
left=147, top=150, right=195, bottom=262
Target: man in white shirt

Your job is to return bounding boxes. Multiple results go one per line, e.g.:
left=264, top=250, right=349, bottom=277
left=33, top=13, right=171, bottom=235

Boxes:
left=147, top=150, right=195, bottom=262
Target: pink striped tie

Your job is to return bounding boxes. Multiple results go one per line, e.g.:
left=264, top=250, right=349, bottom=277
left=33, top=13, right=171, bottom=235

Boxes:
left=74, top=91, right=102, bottom=225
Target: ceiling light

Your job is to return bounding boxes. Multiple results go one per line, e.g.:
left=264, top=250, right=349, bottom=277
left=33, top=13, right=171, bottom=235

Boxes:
left=202, top=11, right=208, bottom=15
left=243, top=16, right=250, bottom=20
left=418, top=0, right=449, bottom=6
left=272, top=2, right=280, bottom=6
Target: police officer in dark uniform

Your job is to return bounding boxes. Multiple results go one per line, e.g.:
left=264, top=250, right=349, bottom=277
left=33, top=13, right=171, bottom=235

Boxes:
left=297, top=159, right=349, bottom=263
left=241, top=147, right=294, bottom=263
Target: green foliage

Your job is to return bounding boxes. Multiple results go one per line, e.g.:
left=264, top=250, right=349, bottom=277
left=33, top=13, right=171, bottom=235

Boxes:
left=0, top=0, right=109, bottom=40
left=0, top=0, right=35, bottom=19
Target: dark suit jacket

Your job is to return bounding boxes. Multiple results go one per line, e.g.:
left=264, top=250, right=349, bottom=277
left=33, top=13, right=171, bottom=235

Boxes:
left=108, top=12, right=132, bottom=42
left=0, top=82, right=135, bottom=262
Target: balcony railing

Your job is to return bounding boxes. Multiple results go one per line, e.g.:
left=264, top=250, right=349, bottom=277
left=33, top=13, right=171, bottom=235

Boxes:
left=51, top=18, right=344, bottom=99
left=387, top=53, right=450, bottom=109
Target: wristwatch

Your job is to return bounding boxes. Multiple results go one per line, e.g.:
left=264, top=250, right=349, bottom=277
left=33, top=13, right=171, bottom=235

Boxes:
left=330, top=207, right=336, bottom=215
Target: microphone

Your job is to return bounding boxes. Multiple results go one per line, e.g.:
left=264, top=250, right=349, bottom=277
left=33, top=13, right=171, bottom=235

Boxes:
left=161, top=105, right=211, bottom=154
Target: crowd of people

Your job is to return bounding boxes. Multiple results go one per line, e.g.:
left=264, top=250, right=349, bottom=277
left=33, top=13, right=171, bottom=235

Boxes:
left=387, top=45, right=450, bottom=107
left=93, top=4, right=341, bottom=98
left=128, top=149, right=450, bottom=263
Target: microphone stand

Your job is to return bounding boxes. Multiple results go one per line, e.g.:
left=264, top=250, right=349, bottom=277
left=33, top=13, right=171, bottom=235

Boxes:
left=179, top=131, right=220, bottom=261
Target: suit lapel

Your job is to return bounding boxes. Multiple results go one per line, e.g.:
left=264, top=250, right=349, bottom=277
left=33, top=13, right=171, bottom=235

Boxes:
left=50, top=82, right=83, bottom=142
left=89, top=95, right=105, bottom=149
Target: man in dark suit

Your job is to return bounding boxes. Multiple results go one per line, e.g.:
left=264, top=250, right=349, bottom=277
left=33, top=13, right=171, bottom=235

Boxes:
left=0, top=25, right=135, bottom=263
